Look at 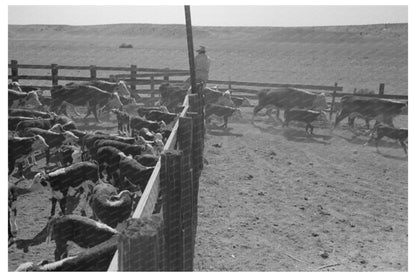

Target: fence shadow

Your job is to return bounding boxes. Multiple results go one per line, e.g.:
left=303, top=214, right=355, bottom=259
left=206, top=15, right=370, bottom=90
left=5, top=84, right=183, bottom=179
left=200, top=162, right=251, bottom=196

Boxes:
left=251, top=122, right=285, bottom=136
left=207, top=126, right=243, bottom=137
left=337, top=134, right=404, bottom=149
left=378, top=152, right=408, bottom=161
left=282, top=128, right=332, bottom=145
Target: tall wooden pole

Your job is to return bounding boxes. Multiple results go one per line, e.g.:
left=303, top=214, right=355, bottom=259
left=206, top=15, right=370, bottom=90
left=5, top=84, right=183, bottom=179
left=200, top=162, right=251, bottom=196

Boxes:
left=184, top=5, right=197, bottom=94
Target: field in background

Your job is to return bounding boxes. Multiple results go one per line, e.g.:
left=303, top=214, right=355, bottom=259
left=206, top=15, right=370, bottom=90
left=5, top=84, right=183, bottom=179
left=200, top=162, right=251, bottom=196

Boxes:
left=9, top=23, right=407, bottom=95
left=8, top=23, right=408, bottom=271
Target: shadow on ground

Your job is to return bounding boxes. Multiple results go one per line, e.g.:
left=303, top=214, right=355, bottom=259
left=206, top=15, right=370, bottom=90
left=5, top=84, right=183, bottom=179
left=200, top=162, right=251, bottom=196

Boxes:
left=282, top=128, right=332, bottom=145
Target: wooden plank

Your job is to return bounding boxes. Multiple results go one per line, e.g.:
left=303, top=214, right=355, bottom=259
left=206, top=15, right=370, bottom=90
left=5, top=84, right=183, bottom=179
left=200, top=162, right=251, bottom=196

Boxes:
left=112, top=72, right=189, bottom=78
left=9, top=64, right=51, bottom=69
left=207, top=80, right=343, bottom=91
left=334, top=92, right=408, bottom=100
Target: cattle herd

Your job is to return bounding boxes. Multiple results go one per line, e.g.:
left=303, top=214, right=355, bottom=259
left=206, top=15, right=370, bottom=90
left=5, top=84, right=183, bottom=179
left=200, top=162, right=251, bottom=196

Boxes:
left=8, top=79, right=408, bottom=271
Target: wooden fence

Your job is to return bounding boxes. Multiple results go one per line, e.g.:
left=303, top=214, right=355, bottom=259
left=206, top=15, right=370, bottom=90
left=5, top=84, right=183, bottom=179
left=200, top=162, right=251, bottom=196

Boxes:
left=8, top=60, right=408, bottom=118
left=107, top=91, right=205, bottom=271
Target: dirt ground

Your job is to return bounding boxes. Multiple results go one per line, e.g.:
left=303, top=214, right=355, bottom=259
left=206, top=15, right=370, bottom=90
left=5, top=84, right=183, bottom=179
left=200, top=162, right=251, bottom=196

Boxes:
left=194, top=109, right=408, bottom=271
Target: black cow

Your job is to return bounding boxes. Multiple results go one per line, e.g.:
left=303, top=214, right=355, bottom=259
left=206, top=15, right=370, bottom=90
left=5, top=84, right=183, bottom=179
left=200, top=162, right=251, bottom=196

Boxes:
left=130, top=116, right=166, bottom=134
left=50, top=85, right=123, bottom=122
left=334, top=96, right=407, bottom=128
left=89, top=182, right=137, bottom=228
left=137, top=106, right=168, bottom=117
left=91, top=139, right=153, bottom=161
left=9, top=89, right=42, bottom=108
left=110, top=109, right=130, bottom=134
left=159, top=83, right=188, bottom=112
left=365, top=123, right=408, bottom=154
left=9, top=135, right=49, bottom=176
left=45, top=214, right=118, bottom=261
left=9, top=109, right=56, bottom=119
left=252, top=87, right=328, bottom=123
left=146, top=110, right=178, bottom=125
left=283, top=109, right=327, bottom=135
left=9, top=116, right=35, bottom=131
left=15, top=236, right=118, bottom=271
left=117, top=153, right=155, bottom=193
left=66, top=80, right=131, bottom=98
left=15, top=117, right=71, bottom=133
left=205, top=103, right=241, bottom=129
left=19, top=128, right=79, bottom=165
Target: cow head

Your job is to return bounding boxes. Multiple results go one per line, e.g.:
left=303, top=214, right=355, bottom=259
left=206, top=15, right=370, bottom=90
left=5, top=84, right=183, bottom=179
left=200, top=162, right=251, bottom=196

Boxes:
left=49, top=124, right=64, bottom=134
left=318, top=110, right=329, bottom=123
left=116, top=81, right=131, bottom=98
left=108, top=92, right=123, bottom=109
left=233, top=108, right=243, bottom=118
left=23, top=91, right=43, bottom=108
left=62, top=131, right=79, bottom=145
left=31, top=135, right=49, bottom=152
left=9, top=82, right=22, bottom=92
left=313, top=93, right=329, bottom=111
left=159, top=120, right=167, bottom=130
left=153, top=139, right=165, bottom=155
left=32, top=171, right=49, bottom=189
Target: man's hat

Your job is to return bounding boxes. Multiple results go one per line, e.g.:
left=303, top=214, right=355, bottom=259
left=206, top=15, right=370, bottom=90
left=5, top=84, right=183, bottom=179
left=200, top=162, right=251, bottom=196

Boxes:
left=196, top=46, right=206, bottom=53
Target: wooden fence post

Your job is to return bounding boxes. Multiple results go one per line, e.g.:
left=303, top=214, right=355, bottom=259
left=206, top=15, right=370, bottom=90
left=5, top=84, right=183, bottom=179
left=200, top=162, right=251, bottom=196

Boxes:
left=11, top=60, right=18, bottom=82
left=130, top=65, right=137, bottom=91
left=90, top=65, right=97, bottom=80
left=329, top=82, right=338, bottom=121
left=164, top=68, right=170, bottom=83
left=379, top=83, right=385, bottom=96
left=118, top=215, right=164, bottom=271
left=150, top=76, right=155, bottom=98
left=51, top=64, right=58, bottom=86
left=160, top=150, right=183, bottom=271
left=177, top=116, right=194, bottom=271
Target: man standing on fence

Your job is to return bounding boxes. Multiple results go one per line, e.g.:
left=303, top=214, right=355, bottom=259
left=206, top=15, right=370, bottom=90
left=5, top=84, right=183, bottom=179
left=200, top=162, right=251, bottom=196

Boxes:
left=194, top=46, right=211, bottom=86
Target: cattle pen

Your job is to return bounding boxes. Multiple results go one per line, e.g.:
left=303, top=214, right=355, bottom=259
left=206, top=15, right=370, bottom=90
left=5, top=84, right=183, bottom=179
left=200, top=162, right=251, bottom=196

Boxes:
left=8, top=59, right=408, bottom=117
left=106, top=92, right=205, bottom=271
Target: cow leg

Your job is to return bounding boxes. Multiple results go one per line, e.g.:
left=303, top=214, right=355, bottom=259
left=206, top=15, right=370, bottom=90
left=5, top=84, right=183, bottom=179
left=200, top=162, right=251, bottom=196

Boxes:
left=9, top=159, right=15, bottom=175
left=222, top=116, right=229, bottom=129
left=54, top=240, right=68, bottom=261
left=334, top=109, right=350, bottom=128
left=50, top=198, right=57, bottom=217
left=309, top=124, right=314, bottom=135
left=252, top=103, right=266, bottom=123
left=58, top=198, right=66, bottom=215
left=399, top=140, right=407, bottom=155
left=92, top=105, right=100, bottom=122
left=45, top=148, right=50, bottom=166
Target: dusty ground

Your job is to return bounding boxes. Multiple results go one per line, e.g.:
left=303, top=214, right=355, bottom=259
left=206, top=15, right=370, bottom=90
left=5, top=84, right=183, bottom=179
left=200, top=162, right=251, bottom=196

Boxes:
left=8, top=23, right=408, bottom=271
left=194, top=110, right=408, bottom=271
